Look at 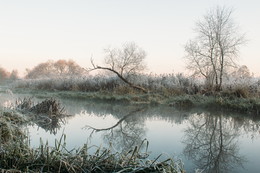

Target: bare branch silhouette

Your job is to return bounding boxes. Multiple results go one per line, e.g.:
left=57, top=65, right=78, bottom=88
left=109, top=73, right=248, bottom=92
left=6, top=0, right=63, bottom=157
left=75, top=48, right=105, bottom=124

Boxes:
left=88, top=42, right=148, bottom=93
left=84, top=107, right=146, bottom=133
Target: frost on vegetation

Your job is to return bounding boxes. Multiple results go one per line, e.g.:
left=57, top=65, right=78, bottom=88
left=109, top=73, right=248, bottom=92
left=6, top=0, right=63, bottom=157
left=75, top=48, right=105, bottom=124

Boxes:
left=12, top=70, right=260, bottom=98
left=0, top=102, right=186, bottom=172
left=13, top=73, right=198, bottom=93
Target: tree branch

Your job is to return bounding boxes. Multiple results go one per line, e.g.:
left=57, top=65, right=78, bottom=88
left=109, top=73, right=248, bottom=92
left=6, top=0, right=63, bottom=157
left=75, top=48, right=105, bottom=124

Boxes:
left=89, top=60, right=147, bottom=93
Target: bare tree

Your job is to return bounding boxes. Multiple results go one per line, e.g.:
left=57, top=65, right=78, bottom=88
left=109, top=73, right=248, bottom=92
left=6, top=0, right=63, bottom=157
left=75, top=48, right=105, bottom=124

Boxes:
left=9, top=70, right=19, bottom=80
left=90, top=42, right=147, bottom=93
left=184, top=6, right=245, bottom=90
left=0, top=67, right=10, bottom=82
left=54, top=59, right=67, bottom=75
left=229, top=65, right=252, bottom=86
left=232, top=65, right=251, bottom=79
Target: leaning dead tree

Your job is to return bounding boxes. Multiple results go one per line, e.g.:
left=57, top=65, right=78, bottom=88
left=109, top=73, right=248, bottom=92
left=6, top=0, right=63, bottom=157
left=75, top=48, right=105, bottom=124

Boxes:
left=89, top=42, right=148, bottom=93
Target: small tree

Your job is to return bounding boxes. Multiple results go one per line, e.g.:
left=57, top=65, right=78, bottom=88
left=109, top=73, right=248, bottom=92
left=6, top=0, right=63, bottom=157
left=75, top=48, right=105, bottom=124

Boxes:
left=90, top=42, right=147, bottom=93
left=184, top=6, right=245, bottom=90
left=233, top=65, right=251, bottom=79
left=229, top=65, right=252, bottom=85
left=0, top=67, right=10, bottom=82
left=9, top=70, right=19, bottom=80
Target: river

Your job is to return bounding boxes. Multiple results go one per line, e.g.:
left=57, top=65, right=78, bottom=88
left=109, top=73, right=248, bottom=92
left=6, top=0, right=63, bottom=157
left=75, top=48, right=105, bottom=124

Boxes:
left=1, top=92, right=260, bottom=173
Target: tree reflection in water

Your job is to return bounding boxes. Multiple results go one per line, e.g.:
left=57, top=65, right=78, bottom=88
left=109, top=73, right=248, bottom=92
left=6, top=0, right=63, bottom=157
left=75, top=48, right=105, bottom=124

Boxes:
left=103, top=116, right=146, bottom=151
left=85, top=107, right=147, bottom=152
left=182, top=112, right=246, bottom=173
left=76, top=99, right=260, bottom=172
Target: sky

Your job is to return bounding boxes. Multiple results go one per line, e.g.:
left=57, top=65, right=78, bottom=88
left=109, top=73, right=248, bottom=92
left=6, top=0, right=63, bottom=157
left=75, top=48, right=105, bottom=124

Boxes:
left=0, top=0, right=259, bottom=76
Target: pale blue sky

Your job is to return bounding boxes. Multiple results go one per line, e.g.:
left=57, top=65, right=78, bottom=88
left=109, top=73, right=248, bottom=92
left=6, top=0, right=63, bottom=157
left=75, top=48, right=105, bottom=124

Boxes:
left=0, top=0, right=259, bottom=76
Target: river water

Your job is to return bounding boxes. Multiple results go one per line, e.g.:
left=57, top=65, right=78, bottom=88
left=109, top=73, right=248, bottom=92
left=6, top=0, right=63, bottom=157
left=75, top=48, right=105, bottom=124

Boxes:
left=1, top=92, right=260, bottom=173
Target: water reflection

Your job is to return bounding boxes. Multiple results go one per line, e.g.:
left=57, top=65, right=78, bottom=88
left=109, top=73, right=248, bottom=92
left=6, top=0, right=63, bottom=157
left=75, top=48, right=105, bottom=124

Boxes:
left=79, top=101, right=260, bottom=172
left=78, top=101, right=190, bottom=151
left=0, top=95, right=68, bottom=135
left=102, top=113, right=146, bottom=151
left=33, top=115, right=66, bottom=135
left=62, top=99, right=191, bottom=152
left=60, top=98, right=190, bottom=123
left=85, top=107, right=147, bottom=151
left=182, top=112, right=251, bottom=173
left=1, top=94, right=260, bottom=172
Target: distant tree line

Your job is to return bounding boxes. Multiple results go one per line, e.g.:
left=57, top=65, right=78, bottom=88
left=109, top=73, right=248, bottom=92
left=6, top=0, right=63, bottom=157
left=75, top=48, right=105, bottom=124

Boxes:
left=0, top=67, right=19, bottom=83
left=25, top=59, right=86, bottom=79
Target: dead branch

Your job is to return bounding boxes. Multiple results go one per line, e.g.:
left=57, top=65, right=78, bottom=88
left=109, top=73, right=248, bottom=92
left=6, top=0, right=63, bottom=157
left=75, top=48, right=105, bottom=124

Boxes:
left=88, top=59, right=147, bottom=93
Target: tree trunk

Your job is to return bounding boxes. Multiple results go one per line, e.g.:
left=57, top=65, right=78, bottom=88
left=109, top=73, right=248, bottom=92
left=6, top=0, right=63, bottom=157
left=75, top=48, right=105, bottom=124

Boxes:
left=218, top=48, right=224, bottom=91
left=95, top=66, right=148, bottom=93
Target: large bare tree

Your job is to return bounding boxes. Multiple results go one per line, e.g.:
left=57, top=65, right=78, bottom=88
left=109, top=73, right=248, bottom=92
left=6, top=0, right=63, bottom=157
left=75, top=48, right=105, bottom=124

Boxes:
left=91, top=42, right=147, bottom=93
left=184, top=6, right=245, bottom=90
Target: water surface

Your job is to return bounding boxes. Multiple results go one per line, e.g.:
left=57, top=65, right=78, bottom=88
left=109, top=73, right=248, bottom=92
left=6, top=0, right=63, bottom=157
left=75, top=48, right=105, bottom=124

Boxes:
left=1, top=92, right=260, bottom=173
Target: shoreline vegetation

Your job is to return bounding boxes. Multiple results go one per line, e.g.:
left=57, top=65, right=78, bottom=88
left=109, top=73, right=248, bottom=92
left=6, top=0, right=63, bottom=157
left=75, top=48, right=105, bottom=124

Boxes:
left=1, top=74, right=260, bottom=172
left=0, top=99, right=184, bottom=173
left=11, top=74, right=260, bottom=116
left=12, top=87, right=260, bottom=116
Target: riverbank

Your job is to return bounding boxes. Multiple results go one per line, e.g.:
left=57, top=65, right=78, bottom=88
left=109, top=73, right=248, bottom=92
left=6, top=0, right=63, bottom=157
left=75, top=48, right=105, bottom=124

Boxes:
left=1, top=82, right=260, bottom=172
left=12, top=88, right=260, bottom=116
left=0, top=106, right=184, bottom=173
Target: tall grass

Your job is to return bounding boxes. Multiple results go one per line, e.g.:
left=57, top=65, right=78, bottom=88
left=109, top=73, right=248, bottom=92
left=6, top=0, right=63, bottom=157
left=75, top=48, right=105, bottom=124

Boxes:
left=14, top=73, right=260, bottom=97
left=11, top=73, right=260, bottom=115
left=14, top=73, right=198, bottom=95
left=0, top=103, right=185, bottom=173
left=1, top=134, right=184, bottom=172
left=13, top=73, right=260, bottom=100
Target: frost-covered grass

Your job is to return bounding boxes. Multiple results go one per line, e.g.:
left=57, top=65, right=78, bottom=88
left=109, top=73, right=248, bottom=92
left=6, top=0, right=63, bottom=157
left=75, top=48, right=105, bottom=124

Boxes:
left=13, top=73, right=198, bottom=95
left=13, top=73, right=260, bottom=97
left=10, top=73, right=260, bottom=115
left=0, top=105, right=185, bottom=173
left=14, top=75, right=121, bottom=92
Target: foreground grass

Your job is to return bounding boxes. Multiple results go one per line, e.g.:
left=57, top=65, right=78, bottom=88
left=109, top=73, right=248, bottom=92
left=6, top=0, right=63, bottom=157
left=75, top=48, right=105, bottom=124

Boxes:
left=0, top=110, right=185, bottom=173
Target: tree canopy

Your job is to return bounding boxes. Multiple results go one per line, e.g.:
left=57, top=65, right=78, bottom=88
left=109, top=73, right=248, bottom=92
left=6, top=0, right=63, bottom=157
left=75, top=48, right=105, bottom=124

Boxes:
left=26, top=59, right=85, bottom=79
